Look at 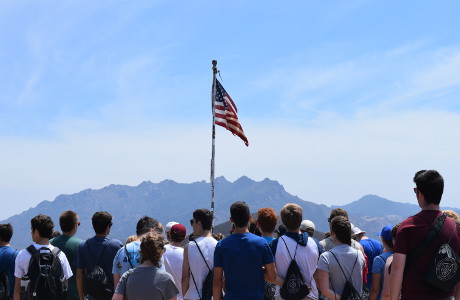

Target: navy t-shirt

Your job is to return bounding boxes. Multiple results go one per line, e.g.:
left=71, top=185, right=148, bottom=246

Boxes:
left=75, top=236, right=122, bottom=299
left=214, top=232, right=274, bottom=300
left=0, top=246, right=18, bottom=299
left=359, top=238, right=383, bottom=288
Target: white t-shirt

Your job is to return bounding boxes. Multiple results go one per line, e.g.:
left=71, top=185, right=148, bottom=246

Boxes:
left=274, top=235, right=319, bottom=299
left=184, top=237, right=217, bottom=300
left=14, top=243, right=73, bottom=280
left=164, top=244, right=184, bottom=300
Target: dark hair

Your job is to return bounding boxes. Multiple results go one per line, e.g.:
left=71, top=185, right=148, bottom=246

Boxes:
left=248, top=219, right=257, bottom=234
left=136, top=216, right=161, bottom=236
left=0, top=224, right=13, bottom=243
left=230, top=201, right=250, bottom=228
left=329, top=208, right=349, bottom=222
left=59, top=211, right=78, bottom=232
left=31, top=215, right=54, bottom=239
left=92, top=211, right=112, bottom=234
left=170, top=230, right=186, bottom=243
left=280, top=203, right=303, bottom=231
left=330, top=216, right=351, bottom=246
left=413, top=170, right=444, bottom=205
left=257, top=207, right=278, bottom=233
left=193, top=209, right=213, bottom=231
left=139, top=232, right=165, bottom=267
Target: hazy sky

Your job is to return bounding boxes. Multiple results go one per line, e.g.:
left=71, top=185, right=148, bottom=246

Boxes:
left=1, top=1, right=460, bottom=220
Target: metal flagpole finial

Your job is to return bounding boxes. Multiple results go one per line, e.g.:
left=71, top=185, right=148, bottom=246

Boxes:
left=212, top=60, right=217, bottom=73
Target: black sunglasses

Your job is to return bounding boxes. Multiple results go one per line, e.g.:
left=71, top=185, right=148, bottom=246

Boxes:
left=190, top=219, right=194, bottom=226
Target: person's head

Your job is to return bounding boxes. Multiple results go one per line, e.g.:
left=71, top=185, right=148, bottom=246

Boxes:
left=275, top=224, right=287, bottom=238
left=413, top=170, right=444, bottom=205
left=192, top=209, right=213, bottom=232
left=0, top=223, right=13, bottom=243
left=165, top=221, right=179, bottom=241
left=330, top=216, right=351, bottom=246
left=328, top=208, right=349, bottom=222
left=300, top=220, right=315, bottom=237
left=59, top=210, right=79, bottom=234
left=351, top=226, right=366, bottom=242
left=136, top=216, right=161, bottom=236
left=248, top=219, right=257, bottom=234
left=31, top=214, right=54, bottom=241
left=378, top=225, right=393, bottom=250
left=139, top=232, right=165, bottom=267
left=230, top=201, right=250, bottom=228
left=169, top=224, right=186, bottom=243
left=280, top=203, right=303, bottom=231
left=257, top=207, right=278, bottom=234
left=391, top=223, right=401, bottom=243
left=125, top=235, right=137, bottom=245
left=443, top=210, right=460, bottom=222
left=92, top=211, right=112, bottom=235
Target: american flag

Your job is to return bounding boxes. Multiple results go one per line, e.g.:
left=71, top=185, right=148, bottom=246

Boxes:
left=214, top=80, right=249, bottom=146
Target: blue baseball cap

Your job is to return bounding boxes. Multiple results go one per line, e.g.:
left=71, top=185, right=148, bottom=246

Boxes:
left=378, top=225, right=393, bottom=243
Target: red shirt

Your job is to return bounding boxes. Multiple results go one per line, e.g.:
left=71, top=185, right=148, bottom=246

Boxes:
left=394, top=210, right=460, bottom=300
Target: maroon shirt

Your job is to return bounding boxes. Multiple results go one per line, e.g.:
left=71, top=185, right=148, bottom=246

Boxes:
left=394, top=210, right=460, bottom=300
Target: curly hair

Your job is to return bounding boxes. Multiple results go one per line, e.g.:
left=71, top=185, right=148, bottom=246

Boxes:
left=257, top=207, right=278, bottom=233
left=139, top=232, right=165, bottom=267
left=31, top=215, right=54, bottom=239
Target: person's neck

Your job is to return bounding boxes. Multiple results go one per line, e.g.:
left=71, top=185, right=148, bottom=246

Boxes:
left=62, top=231, right=75, bottom=237
left=140, top=260, right=156, bottom=268
left=421, top=203, right=440, bottom=211
left=0, top=241, right=10, bottom=247
left=260, top=231, right=274, bottom=238
left=35, top=238, right=50, bottom=245
left=233, top=226, right=248, bottom=234
left=287, top=229, right=301, bottom=234
left=95, top=233, right=108, bottom=238
left=194, top=230, right=212, bottom=238
left=169, top=241, right=182, bottom=247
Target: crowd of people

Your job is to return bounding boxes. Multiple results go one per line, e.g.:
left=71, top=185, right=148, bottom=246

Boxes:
left=0, top=169, right=459, bottom=300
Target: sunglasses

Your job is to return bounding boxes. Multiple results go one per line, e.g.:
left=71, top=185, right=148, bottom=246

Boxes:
left=190, top=219, right=194, bottom=226
left=413, top=188, right=418, bottom=194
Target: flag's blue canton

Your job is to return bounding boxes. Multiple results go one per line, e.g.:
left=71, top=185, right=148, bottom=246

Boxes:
left=215, top=81, right=228, bottom=108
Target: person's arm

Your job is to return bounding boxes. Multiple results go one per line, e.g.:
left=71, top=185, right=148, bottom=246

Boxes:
left=112, top=293, right=123, bottom=300
left=369, top=273, right=381, bottom=300
left=263, top=262, right=277, bottom=283
left=13, top=277, right=21, bottom=300
left=389, top=253, right=405, bottom=300
left=181, top=244, right=190, bottom=297
left=314, top=269, right=340, bottom=300
left=213, top=267, right=224, bottom=300
left=381, top=257, right=393, bottom=300
left=454, top=281, right=460, bottom=300
left=113, top=273, right=120, bottom=290
left=76, top=268, right=85, bottom=300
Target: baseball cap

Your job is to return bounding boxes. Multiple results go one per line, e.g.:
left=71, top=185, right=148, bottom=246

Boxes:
left=300, top=220, right=315, bottom=231
left=165, top=221, right=179, bottom=233
left=275, top=224, right=287, bottom=236
left=378, top=225, right=393, bottom=243
left=351, top=226, right=366, bottom=236
left=170, top=224, right=186, bottom=237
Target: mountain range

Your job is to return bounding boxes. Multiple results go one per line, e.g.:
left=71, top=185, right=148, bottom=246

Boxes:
left=2, top=176, right=458, bottom=249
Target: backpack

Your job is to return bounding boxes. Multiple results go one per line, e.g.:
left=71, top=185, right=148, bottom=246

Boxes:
left=424, top=221, right=460, bottom=291
left=279, top=237, right=311, bottom=300
left=329, top=250, right=362, bottom=300
left=0, top=249, right=17, bottom=300
left=190, top=241, right=213, bottom=300
left=25, top=245, right=66, bottom=300
left=83, top=241, right=113, bottom=300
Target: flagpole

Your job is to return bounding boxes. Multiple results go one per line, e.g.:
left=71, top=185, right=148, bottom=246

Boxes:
left=210, top=60, right=218, bottom=232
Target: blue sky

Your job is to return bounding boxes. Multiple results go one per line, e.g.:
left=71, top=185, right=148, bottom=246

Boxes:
left=1, top=0, right=460, bottom=220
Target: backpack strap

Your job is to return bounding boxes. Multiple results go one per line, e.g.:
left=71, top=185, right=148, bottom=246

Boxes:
left=189, top=268, right=202, bottom=299
left=124, top=246, right=134, bottom=269
left=193, top=240, right=211, bottom=272
left=26, top=245, right=38, bottom=256
left=280, top=236, right=299, bottom=261
left=329, top=249, right=359, bottom=282
left=405, top=213, right=446, bottom=268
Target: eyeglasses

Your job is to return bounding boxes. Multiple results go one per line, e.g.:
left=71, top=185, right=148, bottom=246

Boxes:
left=413, top=188, right=418, bottom=194
left=327, top=218, right=332, bottom=223
left=190, top=219, right=194, bottom=226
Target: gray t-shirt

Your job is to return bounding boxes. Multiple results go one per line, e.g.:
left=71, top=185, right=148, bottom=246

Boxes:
left=319, top=236, right=362, bottom=252
left=116, top=265, right=179, bottom=300
left=317, top=244, right=365, bottom=296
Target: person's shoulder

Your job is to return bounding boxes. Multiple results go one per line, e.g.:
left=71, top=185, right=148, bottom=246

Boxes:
left=246, top=233, right=266, bottom=244
left=107, top=238, right=123, bottom=248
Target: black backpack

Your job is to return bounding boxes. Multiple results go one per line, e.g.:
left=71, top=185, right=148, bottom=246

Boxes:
left=329, top=250, right=362, bottom=300
left=190, top=241, right=214, bottom=300
left=279, top=237, right=311, bottom=300
left=0, top=249, right=17, bottom=300
left=83, top=241, right=113, bottom=300
left=25, top=245, right=66, bottom=300
left=424, top=217, right=460, bottom=291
